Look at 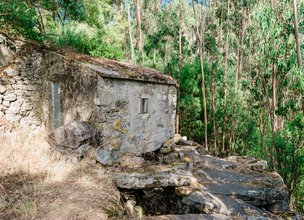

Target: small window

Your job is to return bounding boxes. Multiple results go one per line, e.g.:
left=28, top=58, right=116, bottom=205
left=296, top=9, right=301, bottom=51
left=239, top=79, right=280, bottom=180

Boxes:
left=140, top=98, right=148, bottom=114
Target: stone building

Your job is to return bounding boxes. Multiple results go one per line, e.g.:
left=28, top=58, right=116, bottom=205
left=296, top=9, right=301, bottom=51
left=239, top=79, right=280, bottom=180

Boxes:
left=0, top=33, right=177, bottom=154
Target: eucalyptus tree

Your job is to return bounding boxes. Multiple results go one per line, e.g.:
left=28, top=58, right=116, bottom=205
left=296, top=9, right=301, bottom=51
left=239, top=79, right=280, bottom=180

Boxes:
left=221, top=0, right=230, bottom=154
left=192, top=0, right=209, bottom=150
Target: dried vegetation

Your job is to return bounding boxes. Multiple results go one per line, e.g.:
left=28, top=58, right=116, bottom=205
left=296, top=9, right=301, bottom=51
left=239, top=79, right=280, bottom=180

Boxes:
left=0, top=124, right=123, bottom=220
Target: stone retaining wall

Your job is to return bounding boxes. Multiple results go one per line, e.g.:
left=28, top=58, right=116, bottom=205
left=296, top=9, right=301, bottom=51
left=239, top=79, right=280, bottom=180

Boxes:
left=0, top=38, right=45, bottom=131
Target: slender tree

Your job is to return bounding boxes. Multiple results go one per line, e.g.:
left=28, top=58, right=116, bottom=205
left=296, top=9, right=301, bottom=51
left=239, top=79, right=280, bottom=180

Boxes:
left=176, top=0, right=183, bottom=134
left=127, top=4, right=135, bottom=63
left=293, top=0, right=301, bottom=67
left=221, top=0, right=230, bottom=154
left=192, top=0, right=208, bottom=150
left=136, top=0, right=143, bottom=60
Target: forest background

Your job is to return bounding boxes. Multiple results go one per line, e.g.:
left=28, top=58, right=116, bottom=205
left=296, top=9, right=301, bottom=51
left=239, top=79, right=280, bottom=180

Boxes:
left=0, top=0, right=303, bottom=212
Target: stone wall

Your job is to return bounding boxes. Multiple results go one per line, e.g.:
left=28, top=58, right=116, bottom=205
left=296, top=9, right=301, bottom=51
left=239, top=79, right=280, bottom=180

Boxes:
left=93, top=77, right=177, bottom=154
left=0, top=36, right=45, bottom=131
left=0, top=35, right=98, bottom=132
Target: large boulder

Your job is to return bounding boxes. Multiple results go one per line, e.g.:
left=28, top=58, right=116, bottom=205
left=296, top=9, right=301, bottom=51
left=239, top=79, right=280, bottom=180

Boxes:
left=48, top=121, right=100, bottom=149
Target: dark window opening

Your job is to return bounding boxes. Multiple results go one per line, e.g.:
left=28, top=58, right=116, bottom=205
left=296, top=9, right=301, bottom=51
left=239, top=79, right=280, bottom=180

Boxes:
left=140, top=98, right=148, bottom=114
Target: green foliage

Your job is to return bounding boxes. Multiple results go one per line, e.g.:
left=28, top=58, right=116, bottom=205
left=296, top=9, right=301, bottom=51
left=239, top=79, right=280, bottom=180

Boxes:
left=89, top=31, right=125, bottom=60
left=179, top=61, right=204, bottom=142
left=276, top=114, right=304, bottom=208
left=48, top=25, right=124, bottom=60
left=50, top=28, right=90, bottom=52
left=0, top=0, right=40, bottom=40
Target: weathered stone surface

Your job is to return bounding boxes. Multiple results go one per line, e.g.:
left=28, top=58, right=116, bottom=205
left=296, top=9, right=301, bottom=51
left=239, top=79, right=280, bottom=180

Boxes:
left=13, top=90, right=26, bottom=96
left=160, top=146, right=173, bottom=154
left=144, top=214, right=232, bottom=220
left=2, top=100, right=10, bottom=107
left=3, top=94, right=17, bottom=101
left=20, top=117, right=41, bottom=127
left=3, top=68, right=18, bottom=77
left=0, top=104, right=7, bottom=111
left=49, top=121, right=98, bottom=149
left=182, top=191, right=270, bottom=219
left=0, top=85, right=7, bottom=94
left=95, top=76, right=177, bottom=155
left=96, top=149, right=119, bottom=166
left=13, top=84, right=35, bottom=90
left=9, top=100, right=22, bottom=113
left=119, top=154, right=145, bottom=168
left=173, top=145, right=202, bottom=163
left=225, top=156, right=268, bottom=172
left=181, top=190, right=271, bottom=217
left=160, top=139, right=176, bottom=154
left=168, top=148, right=288, bottom=215
left=182, top=191, right=231, bottom=215
left=74, top=143, right=92, bottom=157
left=5, top=113, right=21, bottom=122
left=266, top=200, right=289, bottom=214
left=114, top=170, right=197, bottom=189
left=202, top=183, right=288, bottom=210
left=194, top=166, right=285, bottom=189
left=20, top=102, right=33, bottom=112
left=175, top=186, right=193, bottom=196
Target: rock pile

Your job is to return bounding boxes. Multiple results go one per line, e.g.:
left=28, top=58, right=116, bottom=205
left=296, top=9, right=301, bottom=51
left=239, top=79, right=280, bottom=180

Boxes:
left=110, top=136, right=291, bottom=219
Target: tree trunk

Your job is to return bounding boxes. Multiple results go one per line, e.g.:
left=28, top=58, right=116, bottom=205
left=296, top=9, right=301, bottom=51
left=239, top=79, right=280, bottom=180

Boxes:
left=293, top=0, right=301, bottom=67
left=36, top=6, right=45, bottom=35
left=221, top=0, right=230, bottom=154
left=153, top=49, right=156, bottom=65
left=164, top=44, right=167, bottom=69
left=200, top=42, right=208, bottom=151
left=136, top=0, right=143, bottom=60
left=237, top=8, right=248, bottom=81
left=176, top=0, right=183, bottom=134
left=152, top=0, right=158, bottom=66
left=270, top=0, right=274, bottom=8
left=127, top=4, right=135, bottom=63
left=211, top=63, right=217, bottom=154
left=272, top=63, right=280, bottom=171
left=259, top=110, right=265, bottom=152
left=192, top=1, right=208, bottom=150
left=228, top=7, right=248, bottom=155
